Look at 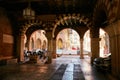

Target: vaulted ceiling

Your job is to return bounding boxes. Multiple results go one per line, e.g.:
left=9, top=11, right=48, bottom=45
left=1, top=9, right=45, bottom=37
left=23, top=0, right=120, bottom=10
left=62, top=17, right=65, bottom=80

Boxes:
left=0, top=0, right=97, bottom=17
left=0, top=0, right=99, bottom=36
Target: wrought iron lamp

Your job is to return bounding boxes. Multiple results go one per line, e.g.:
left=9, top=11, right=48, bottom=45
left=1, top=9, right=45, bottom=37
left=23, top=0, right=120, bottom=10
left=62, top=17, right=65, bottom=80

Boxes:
left=23, top=1, right=35, bottom=19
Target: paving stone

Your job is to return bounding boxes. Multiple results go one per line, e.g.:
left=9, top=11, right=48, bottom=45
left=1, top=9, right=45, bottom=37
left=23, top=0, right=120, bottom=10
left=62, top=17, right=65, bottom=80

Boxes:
left=0, top=55, right=113, bottom=80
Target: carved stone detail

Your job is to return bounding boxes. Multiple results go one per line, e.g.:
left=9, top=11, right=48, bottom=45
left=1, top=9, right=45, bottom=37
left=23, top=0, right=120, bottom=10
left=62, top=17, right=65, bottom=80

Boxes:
left=53, top=13, right=92, bottom=38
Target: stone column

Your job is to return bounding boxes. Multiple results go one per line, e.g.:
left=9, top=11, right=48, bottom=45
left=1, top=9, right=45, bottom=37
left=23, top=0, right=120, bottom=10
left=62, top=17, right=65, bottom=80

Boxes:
left=53, top=38, right=57, bottom=58
left=91, top=38, right=100, bottom=64
left=90, top=27, right=100, bottom=64
left=46, top=31, right=53, bottom=63
left=20, top=35, right=25, bottom=62
left=17, top=33, right=25, bottom=62
left=80, top=38, right=84, bottom=59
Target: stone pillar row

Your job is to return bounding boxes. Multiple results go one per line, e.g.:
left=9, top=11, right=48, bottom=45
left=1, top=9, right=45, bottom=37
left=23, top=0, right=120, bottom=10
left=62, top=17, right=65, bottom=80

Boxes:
left=17, top=29, right=56, bottom=63
left=17, top=27, right=101, bottom=64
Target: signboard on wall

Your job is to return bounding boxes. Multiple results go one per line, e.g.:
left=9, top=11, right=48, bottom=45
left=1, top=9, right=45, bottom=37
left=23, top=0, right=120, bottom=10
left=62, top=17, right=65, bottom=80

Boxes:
left=3, top=34, right=13, bottom=44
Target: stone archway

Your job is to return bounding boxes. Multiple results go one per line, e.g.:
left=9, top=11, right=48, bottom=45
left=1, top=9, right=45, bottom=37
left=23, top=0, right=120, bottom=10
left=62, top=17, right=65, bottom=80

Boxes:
left=18, top=19, right=47, bottom=62
left=56, top=28, right=80, bottom=56
left=52, top=14, right=92, bottom=38
left=83, top=28, right=110, bottom=58
left=91, top=0, right=112, bottom=64
left=52, top=14, right=92, bottom=59
left=93, top=0, right=120, bottom=77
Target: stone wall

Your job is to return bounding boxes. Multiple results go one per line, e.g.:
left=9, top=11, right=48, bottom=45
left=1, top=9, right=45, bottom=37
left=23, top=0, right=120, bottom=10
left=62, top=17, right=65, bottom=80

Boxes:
left=105, top=20, right=120, bottom=78
left=0, top=8, right=14, bottom=59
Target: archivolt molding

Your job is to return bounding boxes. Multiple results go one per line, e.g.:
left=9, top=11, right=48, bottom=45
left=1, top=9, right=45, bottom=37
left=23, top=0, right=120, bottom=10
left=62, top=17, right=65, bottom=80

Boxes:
left=19, top=19, right=45, bottom=35
left=52, top=13, right=92, bottom=38
left=94, top=0, right=119, bottom=23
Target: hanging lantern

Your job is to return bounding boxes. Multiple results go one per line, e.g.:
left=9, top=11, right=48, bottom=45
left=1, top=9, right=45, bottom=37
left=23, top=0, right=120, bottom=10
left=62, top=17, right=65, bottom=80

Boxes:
left=23, top=1, right=35, bottom=19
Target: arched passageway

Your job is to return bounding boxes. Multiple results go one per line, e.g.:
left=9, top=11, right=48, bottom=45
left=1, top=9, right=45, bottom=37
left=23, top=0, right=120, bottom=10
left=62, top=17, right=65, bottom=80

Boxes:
left=23, top=29, right=48, bottom=63
left=83, top=30, right=91, bottom=56
left=56, top=28, right=80, bottom=56
left=99, top=29, right=110, bottom=57
left=52, top=14, right=91, bottom=59
left=83, top=28, right=110, bottom=58
left=24, top=30, right=47, bottom=51
left=0, top=0, right=120, bottom=79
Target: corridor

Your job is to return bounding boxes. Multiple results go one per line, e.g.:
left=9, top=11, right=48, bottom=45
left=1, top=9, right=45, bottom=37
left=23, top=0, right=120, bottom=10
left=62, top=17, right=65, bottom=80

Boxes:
left=0, top=55, right=116, bottom=80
